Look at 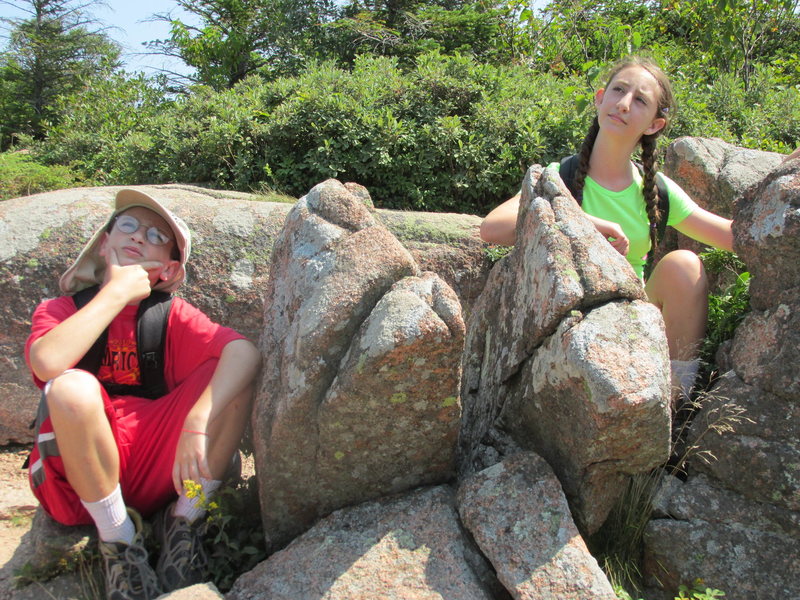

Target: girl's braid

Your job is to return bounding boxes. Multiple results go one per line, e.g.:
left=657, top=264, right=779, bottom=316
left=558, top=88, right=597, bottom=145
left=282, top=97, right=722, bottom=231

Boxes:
left=574, top=117, right=600, bottom=201
left=640, top=133, right=660, bottom=254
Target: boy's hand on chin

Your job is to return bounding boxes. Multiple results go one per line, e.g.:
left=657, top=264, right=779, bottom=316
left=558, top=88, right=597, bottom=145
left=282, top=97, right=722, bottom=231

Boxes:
left=104, top=247, right=163, bottom=304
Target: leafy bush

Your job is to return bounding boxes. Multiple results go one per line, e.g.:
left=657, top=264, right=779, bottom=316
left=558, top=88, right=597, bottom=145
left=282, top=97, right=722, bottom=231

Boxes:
left=698, top=249, right=750, bottom=371
left=201, top=479, right=267, bottom=592
left=666, top=58, right=800, bottom=153
left=616, top=579, right=726, bottom=600
left=254, top=52, right=583, bottom=213
left=32, top=46, right=800, bottom=215
left=0, top=151, right=84, bottom=200
left=32, top=52, right=588, bottom=214
left=34, top=74, right=172, bottom=183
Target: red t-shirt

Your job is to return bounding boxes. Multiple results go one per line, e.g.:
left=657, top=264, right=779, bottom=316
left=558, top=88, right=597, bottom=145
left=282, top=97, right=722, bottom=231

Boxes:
left=26, top=295, right=245, bottom=393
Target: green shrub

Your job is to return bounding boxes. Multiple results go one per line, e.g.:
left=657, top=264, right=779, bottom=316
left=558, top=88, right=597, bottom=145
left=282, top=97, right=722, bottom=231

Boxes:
left=698, top=249, right=750, bottom=371
left=34, top=74, right=172, bottom=184
left=34, top=52, right=588, bottom=214
left=33, top=50, right=800, bottom=214
left=0, top=151, right=83, bottom=200
left=616, top=580, right=726, bottom=600
left=666, top=58, right=800, bottom=153
left=202, top=479, right=267, bottom=592
left=182, top=475, right=266, bottom=593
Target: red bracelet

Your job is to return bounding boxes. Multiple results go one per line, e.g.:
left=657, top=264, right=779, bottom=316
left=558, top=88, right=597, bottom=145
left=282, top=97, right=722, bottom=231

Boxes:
left=181, top=429, right=208, bottom=436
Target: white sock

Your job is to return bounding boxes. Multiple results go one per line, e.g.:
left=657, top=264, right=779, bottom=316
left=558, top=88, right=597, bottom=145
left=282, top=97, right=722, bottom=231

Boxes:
left=81, top=484, right=135, bottom=544
left=174, top=477, right=221, bottom=523
left=671, top=359, right=700, bottom=400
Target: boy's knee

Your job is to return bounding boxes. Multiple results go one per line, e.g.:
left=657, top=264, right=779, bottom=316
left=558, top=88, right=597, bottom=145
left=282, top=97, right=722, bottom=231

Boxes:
left=46, top=370, right=104, bottom=416
left=223, top=339, right=261, bottom=383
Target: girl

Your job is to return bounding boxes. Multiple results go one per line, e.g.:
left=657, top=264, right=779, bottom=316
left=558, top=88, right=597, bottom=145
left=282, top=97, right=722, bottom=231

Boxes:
left=480, top=56, right=733, bottom=401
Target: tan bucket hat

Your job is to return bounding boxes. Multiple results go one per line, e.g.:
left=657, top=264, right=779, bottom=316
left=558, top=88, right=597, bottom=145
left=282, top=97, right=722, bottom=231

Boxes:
left=59, top=189, right=192, bottom=294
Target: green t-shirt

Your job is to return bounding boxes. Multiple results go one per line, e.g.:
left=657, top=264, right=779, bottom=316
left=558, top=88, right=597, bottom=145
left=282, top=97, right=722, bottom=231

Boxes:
left=547, top=162, right=698, bottom=278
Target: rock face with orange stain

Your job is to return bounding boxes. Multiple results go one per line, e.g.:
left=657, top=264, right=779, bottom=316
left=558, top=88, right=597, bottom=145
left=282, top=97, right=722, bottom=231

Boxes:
left=458, top=164, right=671, bottom=536
left=252, top=179, right=466, bottom=553
left=643, top=151, right=800, bottom=600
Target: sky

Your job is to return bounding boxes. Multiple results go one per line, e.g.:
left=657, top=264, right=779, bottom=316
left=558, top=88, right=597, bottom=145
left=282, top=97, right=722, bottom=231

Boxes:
left=0, top=0, right=197, bottom=76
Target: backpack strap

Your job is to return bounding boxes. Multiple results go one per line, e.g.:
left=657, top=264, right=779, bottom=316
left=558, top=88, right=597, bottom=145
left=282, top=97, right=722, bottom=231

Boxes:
left=71, top=285, right=172, bottom=399
left=134, top=291, right=172, bottom=399
left=559, top=154, right=583, bottom=204
left=73, top=285, right=107, bottom=374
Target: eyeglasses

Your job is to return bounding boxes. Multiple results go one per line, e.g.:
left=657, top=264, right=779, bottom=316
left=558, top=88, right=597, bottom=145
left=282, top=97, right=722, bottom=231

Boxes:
left=114, top=214, right=172, bottom=246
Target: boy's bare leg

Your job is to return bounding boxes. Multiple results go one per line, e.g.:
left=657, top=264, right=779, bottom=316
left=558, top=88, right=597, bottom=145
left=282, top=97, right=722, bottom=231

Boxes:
left=46, top=370, right=120, bottom=501
left=46, top=370, right=162, bottom=599
left=205, top=384, right=255, bottom=480
left=156, top=352, right=257, bottom=593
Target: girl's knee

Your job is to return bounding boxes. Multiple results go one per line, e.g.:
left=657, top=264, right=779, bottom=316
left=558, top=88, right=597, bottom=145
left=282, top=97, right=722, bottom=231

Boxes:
left=658, top=250, right=707, bottom=290
left=662, top=248, right=703, bottom=269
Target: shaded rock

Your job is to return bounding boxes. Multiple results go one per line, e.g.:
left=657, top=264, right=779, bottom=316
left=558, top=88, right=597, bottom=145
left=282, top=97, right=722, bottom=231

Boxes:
left=26, top=507, right=94, bottom=575
left=644, top=516, right=798, bottom=600
left=457, top=452, right=616, bottom=600
left=651, top=473, right=799, bottom=539
left=686, top=372, right=800, bottom=511
left=0, top=390, right=35, bottom=450
left=1, top=507, right=99, bottom=600
left=646, top=469, right=800, bottom=599
left=226, top=486, right=494, bottom=600
left=729, top=304, right=800, bottom=400
left=252, top=179, right=465, bottom=552
left=5, top=571, right=88, bottom=600
left=459, top=165, right=670, bottom=534
left=1, top=184, right=489, bottom=445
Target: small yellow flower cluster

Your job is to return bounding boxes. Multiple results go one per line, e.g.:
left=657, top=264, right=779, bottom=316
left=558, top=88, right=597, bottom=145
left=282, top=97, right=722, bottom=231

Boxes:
left=182, top=479, right=206, bottom=506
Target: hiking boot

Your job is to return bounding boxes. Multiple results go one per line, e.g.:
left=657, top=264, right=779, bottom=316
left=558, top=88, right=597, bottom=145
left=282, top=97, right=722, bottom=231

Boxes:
left=154, top=501, right=208, bottom=592
left=98, top=509, right=161, bottom=600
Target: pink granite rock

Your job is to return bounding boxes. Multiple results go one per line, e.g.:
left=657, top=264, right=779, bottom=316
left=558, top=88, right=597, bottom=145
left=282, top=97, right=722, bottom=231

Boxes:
left=457, top=452, right=616, bottom=600
left=253, top=179, right=465, bottom=551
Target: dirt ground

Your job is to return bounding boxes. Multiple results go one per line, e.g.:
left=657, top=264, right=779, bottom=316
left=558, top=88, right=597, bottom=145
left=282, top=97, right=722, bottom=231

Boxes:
left=0, top=444, right=38, bottom=599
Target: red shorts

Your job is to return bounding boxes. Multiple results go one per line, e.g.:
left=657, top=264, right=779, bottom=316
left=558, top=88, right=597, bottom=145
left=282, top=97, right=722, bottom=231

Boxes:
left=28, top=360, right=218, bottom=525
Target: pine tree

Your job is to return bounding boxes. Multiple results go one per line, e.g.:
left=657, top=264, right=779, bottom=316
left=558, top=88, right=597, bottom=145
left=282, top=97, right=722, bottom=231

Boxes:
left=147, top=0, right=337, bottom=90
left=0, top=0, right=120, bottom=147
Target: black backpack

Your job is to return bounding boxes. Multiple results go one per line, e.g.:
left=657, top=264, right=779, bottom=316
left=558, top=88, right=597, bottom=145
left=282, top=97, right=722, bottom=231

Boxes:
left=558, top=154, right=670, bottom=246
left=73, top=284, right=173, bottom=399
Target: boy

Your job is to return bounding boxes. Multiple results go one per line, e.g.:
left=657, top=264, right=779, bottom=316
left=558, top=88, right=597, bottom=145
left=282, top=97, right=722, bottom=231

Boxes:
left=25, top=189, right=261, bottom=600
